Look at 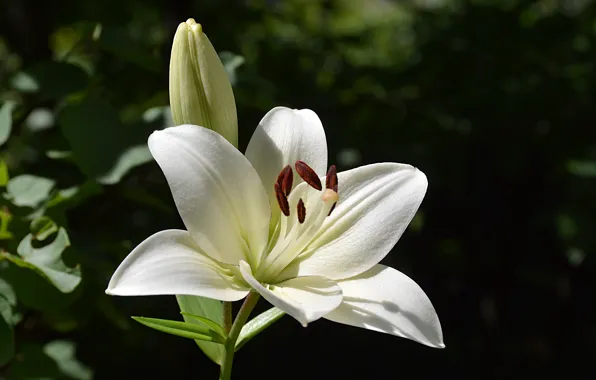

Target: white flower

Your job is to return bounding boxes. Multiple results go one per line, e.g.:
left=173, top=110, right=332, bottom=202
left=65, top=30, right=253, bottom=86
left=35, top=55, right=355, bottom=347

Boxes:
left=106, top=107, right=444, bottom=348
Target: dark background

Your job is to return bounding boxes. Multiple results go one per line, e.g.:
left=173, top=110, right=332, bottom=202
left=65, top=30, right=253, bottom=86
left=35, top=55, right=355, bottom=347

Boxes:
left=1, top=0, right=595, bottom=379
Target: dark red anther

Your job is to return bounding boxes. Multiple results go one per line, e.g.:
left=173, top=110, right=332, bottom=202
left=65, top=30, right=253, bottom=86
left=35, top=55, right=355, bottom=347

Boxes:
left=327, top=202, right=337, bottom=216
left=297, top=198, right=306, bottom=224
left=295, top=161, right=322, bottom=191
left=274, top=183, right=290, bottom=216
left=276, top=165, right=293, bottom=196
left=326, top=165, right=338, bottom=192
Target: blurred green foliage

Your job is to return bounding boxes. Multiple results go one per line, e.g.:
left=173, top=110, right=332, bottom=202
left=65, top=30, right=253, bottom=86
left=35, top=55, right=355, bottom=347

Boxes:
left=0, top=0, right=595, bottom=378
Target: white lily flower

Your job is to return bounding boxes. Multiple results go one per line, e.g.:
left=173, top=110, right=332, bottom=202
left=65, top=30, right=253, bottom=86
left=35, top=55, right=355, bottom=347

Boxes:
left=106, top=107, right=444, bottom=348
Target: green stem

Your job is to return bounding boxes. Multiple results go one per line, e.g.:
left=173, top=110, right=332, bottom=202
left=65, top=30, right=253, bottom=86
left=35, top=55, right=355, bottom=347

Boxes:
left=223, top=301, right=232, bottom=334
left=219, top=292, right=260, bottom=380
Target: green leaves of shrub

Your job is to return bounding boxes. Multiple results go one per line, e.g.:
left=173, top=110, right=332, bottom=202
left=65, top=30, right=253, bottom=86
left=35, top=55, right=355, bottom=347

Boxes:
left=2, top=226, right=81, bottom=293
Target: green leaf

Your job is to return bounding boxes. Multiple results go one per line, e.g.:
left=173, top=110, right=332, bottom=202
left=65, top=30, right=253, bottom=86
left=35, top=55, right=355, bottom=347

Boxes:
left=0, top=159, right=9, bottom=186
left=44, top=340, right=93, bottom=380
left=59, top=97, right=153, bottom=184
left=0, top=277, right=16, bottom=306
left=132, top=316, right=225, bottom=343
left=0, top=100, right=17, bottom=147
left=6, top=343, right=61, bottom=379
left=30, top=216, right=59, bottom=240
left=24, top=108, right=55, bottom=132
left=236, top=307, right=285, bottom=351
left=219, top=51, right=245, bottom=86
left=5, top=174, right=56, bottom=208
left=98, top=26, right=161, bottom=72
left=26, top=61, right=88, bottom=100
left=1, top=263, right=79, bottom=311
left=96, top=145, right=153, bottom=185
left=177, top=295, right=225, bottom=365
left=11, top=72, right=40, bottom=93
left=2, top=227, right=81, bottom=293
left=567, top=160, right=596, bottom=178
left=46, top=181, right=102, bottom=211
left=180, top=312, right=226, bottom=338
left=0, top=307, right=14, bottom=366
left=0, top=208, right=13, bottom=240
left=0, top=294, right=13, bottom=325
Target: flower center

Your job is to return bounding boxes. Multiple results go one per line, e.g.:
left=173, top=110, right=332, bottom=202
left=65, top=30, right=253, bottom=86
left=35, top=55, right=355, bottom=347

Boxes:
left=256, top=161, right=339, bottom=282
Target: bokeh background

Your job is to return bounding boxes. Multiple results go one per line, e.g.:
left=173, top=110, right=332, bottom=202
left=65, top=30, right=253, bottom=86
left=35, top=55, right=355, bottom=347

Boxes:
left=1, top=0, right=595, bottom=379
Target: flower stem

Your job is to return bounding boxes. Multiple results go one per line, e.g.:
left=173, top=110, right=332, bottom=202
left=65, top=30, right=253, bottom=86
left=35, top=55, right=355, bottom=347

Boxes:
left=223, top=301, right=232, bottom=334
left=219, top=292, right=260, bottom=380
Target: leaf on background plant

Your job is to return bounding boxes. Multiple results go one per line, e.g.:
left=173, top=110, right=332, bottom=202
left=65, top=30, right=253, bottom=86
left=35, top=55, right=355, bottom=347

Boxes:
left=0, top=277, right=16, bottom=306
left=0, top=100, right=17, bottom=147
left=25, top=108, right=55, bottom=132
left=44, top=340, right=93, bottom=380
left=177, top=295, right=225, bottom=365
left=25, top=61, right=88, bottom=100
left=2, top=227, right=81, bottom=293
left=46, top=150, right=73, bottom=159
left=96, top=145, right=153, bottom=185
left=119, top=185, right=173, bottom=214
left=5, top=174, right=56, bottom=208
left=10, top=72, right=40, bottom=93
left=0, top=159, right=9, bottom=186
left=98, top=25, right=161, bottom=72
left=59, top=97, right=154, bottom=184
left=5, top=343, right=62, bottom=379
left=0, top=278, right=16, bottom=365
left=132, top=316, right=226, bottom=343
left=0, top=208, right=13, bottom=240
left=0, top=294, right=13, bottom=324
left=46, top=182, right=102, bottom=211
left=143, top=106, right=173, bottom=127
left=219, top=51, right=245, bottom=86
left=235, top=307, right=285, bottom=351
left=30, top=216, right=59, bottom=240
left=1, top=263, right=79, bottom=311
left=0, top=303, right=14, bottom=366
left=567, top=159, right=596, bottom=178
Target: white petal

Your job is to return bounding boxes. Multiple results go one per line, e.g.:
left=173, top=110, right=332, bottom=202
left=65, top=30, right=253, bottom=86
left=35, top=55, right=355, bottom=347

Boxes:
left=148, top=125, right=270, bottom=265
left=281, top=163, right=427, bottom=280
left=106, top=230, right=249, bottom=301
left=325, top=265, right=444, bottom=348
left=238, top=261, right=342, bottom=326
left=245, top=107, right=327, bottom=225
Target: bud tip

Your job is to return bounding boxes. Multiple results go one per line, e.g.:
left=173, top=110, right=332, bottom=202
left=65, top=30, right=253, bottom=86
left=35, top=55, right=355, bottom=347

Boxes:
left=185, top=18, right=202, bottom=32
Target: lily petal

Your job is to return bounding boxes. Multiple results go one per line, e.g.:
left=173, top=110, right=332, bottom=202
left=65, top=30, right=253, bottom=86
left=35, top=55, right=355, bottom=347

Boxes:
left=106, top=230, right=249, bottom=301
left=324, top=264, right=444, bottom=348
left=281, top=163, right=427, bottom=280
left=245, top=107, right=327, bottom=225
left=239, top=261, right=342, bottom=326
left=148, top=125, right=271, bottom=265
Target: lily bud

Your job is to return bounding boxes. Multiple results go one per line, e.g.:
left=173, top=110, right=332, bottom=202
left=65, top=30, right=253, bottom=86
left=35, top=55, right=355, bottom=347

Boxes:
left=169, top=19, right=238, bottom=146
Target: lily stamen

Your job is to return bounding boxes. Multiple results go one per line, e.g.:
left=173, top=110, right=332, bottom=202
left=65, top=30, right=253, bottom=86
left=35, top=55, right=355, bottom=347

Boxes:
left=274, top=183, right=290, bottom=216
left=326, top=165, right=338, bottom=192
left=295, top=160, right=322, bottom=190
left=276, top=165, right=293, bottom=196
left=297, top=198, right=306, bottom=224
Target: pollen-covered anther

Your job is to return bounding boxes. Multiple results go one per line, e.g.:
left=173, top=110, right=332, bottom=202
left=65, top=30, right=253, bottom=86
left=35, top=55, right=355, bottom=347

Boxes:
left=276, top=165, right=293, bottom=196
left=295, top=160, right=322, bottom=191
left=326, top=165, right=338, bottom=192
left=297, top=198, right=306, bottom=224
left=274, top=183, right=290, bottom=216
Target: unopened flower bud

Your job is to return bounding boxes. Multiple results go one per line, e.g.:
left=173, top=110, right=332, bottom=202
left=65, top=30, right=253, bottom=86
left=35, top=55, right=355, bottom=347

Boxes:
left=169, top=19, right=238, bottom=146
